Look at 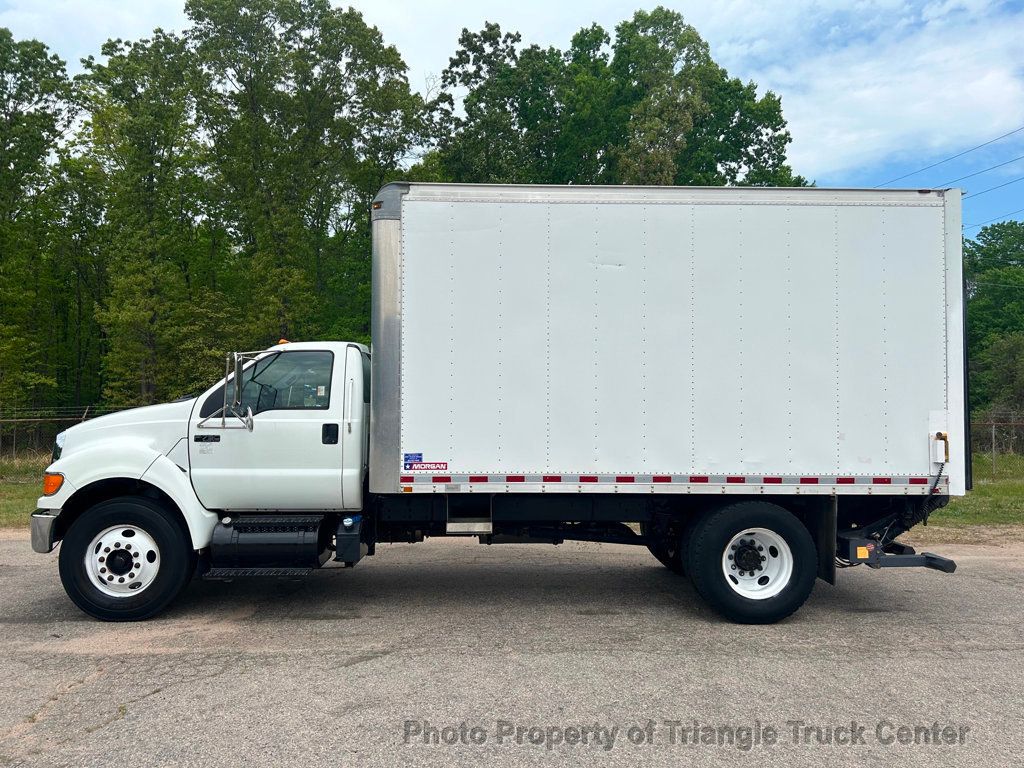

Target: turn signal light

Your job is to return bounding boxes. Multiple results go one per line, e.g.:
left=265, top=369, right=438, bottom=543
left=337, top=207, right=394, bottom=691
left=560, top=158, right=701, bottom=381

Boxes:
left=42, top=473, right=64, bottom=496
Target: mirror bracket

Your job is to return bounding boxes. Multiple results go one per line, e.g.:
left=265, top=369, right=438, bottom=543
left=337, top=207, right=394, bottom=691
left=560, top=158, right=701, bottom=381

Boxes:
left=196, top=350, right=264, bottom=431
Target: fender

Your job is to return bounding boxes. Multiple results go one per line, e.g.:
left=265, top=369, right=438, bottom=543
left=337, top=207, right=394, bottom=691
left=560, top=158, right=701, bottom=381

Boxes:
left=39, top=438, right=218, bottom=550
left=39, top=438, right=161, bottom=513
left=140, top=452, right=219, bottom=549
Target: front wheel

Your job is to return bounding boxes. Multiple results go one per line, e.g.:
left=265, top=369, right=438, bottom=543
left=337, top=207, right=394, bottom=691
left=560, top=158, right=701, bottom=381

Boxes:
left=58, top=496, right=194, bottom=621
left=686, top=502, right=817, bottom=624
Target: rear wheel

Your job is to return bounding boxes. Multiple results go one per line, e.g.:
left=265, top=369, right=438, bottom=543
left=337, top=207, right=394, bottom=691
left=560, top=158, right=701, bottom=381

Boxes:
left=58, top=496, right=194, bottom=621
left=686, top=502, right=816, bottom=624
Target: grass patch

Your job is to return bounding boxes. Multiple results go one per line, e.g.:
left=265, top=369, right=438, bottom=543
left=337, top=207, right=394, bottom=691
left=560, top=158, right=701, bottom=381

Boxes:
left=929, top=453, right=1024, bottom=527
left=0, top=451, right=50, bottom=483
left=0, top=481, right=41, bottom=527
left=0, top=451, right=49, bottom=527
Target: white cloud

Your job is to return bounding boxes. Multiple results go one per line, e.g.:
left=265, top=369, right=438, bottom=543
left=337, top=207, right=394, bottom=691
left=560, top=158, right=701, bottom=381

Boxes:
left=721, top=1, right=1024, bottom=179
left=0, top=0, right=187, bottom=70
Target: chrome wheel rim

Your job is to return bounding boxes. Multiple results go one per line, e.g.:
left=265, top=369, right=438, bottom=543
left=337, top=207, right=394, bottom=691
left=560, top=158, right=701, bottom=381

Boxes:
left=721, top=527, right=793, bottom=600
left=84, top=525, right=161, bottom=597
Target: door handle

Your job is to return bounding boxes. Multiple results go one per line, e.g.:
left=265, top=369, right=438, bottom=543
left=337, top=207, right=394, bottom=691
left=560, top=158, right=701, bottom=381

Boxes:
left=345, top=379, right=354, bottom=433
left=322, top=423, right=339, bottom=445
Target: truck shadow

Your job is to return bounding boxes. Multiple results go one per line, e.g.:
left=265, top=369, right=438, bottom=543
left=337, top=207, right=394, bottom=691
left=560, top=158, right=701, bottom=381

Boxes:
left=164, top=544, right=871, bottom=626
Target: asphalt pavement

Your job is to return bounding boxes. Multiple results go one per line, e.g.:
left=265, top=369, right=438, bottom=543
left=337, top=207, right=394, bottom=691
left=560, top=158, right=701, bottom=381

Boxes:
left=0, top=530, right=1021, bottom=767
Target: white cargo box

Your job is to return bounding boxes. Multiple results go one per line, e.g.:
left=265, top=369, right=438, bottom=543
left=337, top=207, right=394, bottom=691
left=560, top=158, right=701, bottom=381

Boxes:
left=370, top=184, right=966, bottom=497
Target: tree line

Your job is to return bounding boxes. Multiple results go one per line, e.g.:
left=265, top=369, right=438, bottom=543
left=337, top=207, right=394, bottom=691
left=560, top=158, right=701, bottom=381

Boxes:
left=0, top=2, right=803, bottom=410
left=0, top=0, right=1018, bottom=419
left=965, top=221, right=1024, bottom=420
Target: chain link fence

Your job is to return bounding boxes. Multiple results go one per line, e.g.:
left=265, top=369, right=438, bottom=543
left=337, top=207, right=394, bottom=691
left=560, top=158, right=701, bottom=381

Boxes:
left=0, top=407, right=127, bottom=466
left=970, top=413, right=1024, bottom=481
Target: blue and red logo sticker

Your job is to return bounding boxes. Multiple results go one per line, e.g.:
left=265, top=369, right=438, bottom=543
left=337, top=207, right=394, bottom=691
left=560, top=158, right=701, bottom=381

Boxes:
left=404, top=453, right=447, bottom=471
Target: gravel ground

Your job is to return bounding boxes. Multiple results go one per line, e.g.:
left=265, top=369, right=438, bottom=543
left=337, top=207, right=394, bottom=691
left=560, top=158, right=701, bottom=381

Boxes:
left=0, top=530, right=1021, bottom=767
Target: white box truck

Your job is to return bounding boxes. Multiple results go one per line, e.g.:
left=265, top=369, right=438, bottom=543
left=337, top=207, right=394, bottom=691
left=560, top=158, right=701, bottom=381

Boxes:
left=31, top=183, right=969, bottom=624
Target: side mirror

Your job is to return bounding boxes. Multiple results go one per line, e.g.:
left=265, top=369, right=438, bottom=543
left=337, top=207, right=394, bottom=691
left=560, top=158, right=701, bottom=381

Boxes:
left=233, top=352, right=244, bottom=407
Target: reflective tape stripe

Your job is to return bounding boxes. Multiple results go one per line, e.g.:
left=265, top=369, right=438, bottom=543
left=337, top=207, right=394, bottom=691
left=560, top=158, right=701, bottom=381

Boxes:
left=401, top=473, right=950, bottom=487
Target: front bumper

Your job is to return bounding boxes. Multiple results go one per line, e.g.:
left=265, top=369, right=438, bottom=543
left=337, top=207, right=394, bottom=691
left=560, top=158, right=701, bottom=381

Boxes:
left=31, top=511, right=59, bottom=553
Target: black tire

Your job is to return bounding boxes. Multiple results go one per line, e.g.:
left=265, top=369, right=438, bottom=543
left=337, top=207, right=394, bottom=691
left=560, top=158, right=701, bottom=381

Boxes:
left=58, top=496, right=195, bottom=621
left=685, top=502, right=816, bottom=624
left=639, top=520, right=685, bottom=574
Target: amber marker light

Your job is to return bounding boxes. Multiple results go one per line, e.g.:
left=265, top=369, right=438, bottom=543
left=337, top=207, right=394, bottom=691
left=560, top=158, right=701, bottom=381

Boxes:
left=42, top=473, right=64, bottom=496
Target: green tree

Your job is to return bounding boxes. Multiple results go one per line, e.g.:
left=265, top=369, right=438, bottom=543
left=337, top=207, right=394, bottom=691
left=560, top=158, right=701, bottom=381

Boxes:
left=431, top=7, right=807, bottom=187
left=188, top=0, right=423, bottom=346
left=0, top=28, right=71, bottom=409
left=965, top=220, right=1024, bottom=291
left=964, top=222, right=1024, bottom=414
left=972, top=332, right=1024, bottom=416
left=36, top=154, right=108, bottom=407
left=81, top=31, right=229, bottom=404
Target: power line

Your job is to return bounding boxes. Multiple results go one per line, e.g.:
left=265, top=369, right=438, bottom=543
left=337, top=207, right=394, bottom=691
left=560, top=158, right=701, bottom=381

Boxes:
left=875, top=124, right=1024, bottom=187
left=973, top=280, right=1024, bottom=290
left=938, top=154, right=1024, bottom=187
left=963, top=174, right=1024, bottom=199
left=963, top=207, right=1024, bottom=230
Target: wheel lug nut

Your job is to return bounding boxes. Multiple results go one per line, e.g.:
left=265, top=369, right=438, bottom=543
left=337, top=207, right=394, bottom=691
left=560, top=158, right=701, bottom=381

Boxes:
left=118, top=577, right=125, bottom=583
left=727, top=554, right=733, bottom=560
left=98, top=556, right=105, bottom=563
left=100, top=567, right=106, bottom=573
left=125, top=544, right=131, bottom=551
left=114, top=542, right=121, bottom=548
left=760, top=555, right=766, bottom=561
left=731, top=564, right=737, bottom=570
left=104, top=547, right=110, bottom=553
left=757, top=545, right=763, bottom=551
left=107, top=575, right=113, bottom=581
left=730, top=545, right=737, bottom=551
left=133, top=552, right=139, bottom=558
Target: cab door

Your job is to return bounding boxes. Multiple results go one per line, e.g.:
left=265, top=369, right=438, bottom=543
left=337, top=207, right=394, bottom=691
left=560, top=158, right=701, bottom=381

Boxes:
left=188, top=348, right=346, bottom=511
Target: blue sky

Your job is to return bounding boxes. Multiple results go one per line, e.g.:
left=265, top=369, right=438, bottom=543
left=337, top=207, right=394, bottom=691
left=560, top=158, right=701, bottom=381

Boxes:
left=2, top=0, right=1023, bottom=237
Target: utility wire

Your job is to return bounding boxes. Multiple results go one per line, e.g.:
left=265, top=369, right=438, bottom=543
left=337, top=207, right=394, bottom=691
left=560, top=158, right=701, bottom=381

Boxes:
left=963, top=175, right=1024, bottom=199
left=875, top=124, right=1024, bottom=187
left=973, top=280, right=1024, bottom=290
left=963, top=207, right=1024, bottom=230
left=938, top=154, right=1024, bottom=187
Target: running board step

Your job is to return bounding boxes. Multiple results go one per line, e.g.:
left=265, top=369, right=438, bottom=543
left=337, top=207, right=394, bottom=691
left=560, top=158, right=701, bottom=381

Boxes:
left=204, top=567, right=313, bottom=580
left=446, top=518, right=493, bottom=535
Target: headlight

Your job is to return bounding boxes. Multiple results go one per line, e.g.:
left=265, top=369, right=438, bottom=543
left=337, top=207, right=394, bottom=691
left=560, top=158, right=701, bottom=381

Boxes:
left=52, top=431, right=67, bottom=462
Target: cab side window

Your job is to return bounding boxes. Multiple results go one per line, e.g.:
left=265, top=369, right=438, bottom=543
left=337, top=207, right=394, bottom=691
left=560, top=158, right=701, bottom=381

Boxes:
left=241, top=351, right=333, bottom=414
left=199, top=351, right=334, bottom=417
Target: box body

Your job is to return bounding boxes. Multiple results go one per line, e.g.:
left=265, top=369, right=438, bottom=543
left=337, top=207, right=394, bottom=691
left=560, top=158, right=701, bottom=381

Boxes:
left=370, top=184, right=965, bottom=497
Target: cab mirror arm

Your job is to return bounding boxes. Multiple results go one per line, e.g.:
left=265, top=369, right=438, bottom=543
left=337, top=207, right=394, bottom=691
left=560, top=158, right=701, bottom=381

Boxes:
left=196, top=351, right=261, bottom=431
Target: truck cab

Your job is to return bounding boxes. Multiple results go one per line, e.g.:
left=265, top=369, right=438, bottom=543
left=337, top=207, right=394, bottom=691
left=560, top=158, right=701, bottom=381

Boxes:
left=188, top=341, right=368, bottom=512
left=31, top=341, right=369, bottom=621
